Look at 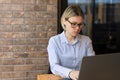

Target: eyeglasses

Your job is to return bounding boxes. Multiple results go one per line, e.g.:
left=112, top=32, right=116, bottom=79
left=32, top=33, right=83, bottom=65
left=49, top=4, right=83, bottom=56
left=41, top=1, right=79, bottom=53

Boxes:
left=67, top=19, right=85, bottom=28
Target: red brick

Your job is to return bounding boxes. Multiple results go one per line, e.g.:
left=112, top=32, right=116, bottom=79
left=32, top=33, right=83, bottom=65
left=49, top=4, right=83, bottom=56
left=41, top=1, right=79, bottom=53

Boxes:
left=0, top=65, right=14, bottom=72
left=14, top=65, right=36, bottom=71
left=0, top=11, right=12, bottom=18
left=0, top=0, right=11, bottom=4
left=36, top=0, right=47, bottom=4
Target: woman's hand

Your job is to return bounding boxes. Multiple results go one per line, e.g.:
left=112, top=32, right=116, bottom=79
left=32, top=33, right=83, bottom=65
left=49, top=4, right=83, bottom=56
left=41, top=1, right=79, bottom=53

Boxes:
left=69, top=70, right=79, bottom=80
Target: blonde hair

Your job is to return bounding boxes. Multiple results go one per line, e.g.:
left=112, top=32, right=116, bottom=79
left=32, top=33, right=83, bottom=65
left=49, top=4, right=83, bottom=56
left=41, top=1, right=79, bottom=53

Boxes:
left=61, top=5, right=84, bottom=30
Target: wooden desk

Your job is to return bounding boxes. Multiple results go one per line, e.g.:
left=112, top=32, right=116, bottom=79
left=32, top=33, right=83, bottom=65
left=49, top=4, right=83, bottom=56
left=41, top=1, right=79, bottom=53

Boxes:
left=37, top=74, right=62, bottom=80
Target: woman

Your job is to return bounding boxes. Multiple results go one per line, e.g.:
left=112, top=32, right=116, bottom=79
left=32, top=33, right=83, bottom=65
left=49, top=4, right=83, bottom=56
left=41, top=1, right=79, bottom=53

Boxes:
left=47, top=5, right=95, bottom=80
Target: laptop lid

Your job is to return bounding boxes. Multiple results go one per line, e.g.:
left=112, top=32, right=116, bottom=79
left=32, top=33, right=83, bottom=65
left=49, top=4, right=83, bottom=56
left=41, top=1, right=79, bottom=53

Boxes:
left=78, top=53, right=120, bottom=80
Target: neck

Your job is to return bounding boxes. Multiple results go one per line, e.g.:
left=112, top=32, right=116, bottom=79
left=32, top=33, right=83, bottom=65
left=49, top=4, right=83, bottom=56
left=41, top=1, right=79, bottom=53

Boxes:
left=65, top=32, right=76, bottom=44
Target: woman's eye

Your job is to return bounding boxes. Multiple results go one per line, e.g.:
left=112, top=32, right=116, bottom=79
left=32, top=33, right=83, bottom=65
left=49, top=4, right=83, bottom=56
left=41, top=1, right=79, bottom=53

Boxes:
left=72, top=23, right=76, bottom=25
left=78, top=24, right=81, bottom=26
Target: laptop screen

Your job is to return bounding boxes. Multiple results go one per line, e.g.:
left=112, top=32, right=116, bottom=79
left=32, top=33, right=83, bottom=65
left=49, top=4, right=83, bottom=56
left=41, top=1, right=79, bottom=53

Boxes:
left=78, top=53, right=120, bottom=80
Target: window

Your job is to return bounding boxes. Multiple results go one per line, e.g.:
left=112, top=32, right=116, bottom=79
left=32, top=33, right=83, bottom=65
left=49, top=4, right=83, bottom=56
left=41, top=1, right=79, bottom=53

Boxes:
left=58, top=0, right=120, bottom=54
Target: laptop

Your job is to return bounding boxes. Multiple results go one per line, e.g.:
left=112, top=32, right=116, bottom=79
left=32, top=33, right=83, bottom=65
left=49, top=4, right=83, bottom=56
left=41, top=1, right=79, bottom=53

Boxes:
left=78, top=53, right=120, bottom=80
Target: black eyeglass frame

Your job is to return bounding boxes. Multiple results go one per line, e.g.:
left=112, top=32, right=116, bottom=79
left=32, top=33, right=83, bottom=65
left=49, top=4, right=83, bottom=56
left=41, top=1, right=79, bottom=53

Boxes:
left=66, top=18, right=85, bottom=28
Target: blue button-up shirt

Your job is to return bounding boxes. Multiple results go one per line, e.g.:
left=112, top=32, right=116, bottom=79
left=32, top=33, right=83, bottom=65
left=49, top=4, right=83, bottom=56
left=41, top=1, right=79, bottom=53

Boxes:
left=47, top=31, right=95, bottom=78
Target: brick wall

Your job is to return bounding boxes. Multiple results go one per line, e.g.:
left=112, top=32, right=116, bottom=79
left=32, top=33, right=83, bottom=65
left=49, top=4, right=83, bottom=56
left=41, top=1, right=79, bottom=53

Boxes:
left=0, top=0, right=57, bottom=80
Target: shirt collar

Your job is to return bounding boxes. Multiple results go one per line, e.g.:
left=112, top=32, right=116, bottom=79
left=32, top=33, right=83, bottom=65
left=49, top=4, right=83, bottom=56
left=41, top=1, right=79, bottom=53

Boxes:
left=60, top=31, right=81, bottom=44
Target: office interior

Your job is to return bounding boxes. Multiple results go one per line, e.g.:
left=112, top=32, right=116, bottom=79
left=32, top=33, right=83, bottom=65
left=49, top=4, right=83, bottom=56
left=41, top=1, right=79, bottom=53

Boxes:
left=58, top=0, right=120, bottom=55
left=0, top=0, right=120, bottom=80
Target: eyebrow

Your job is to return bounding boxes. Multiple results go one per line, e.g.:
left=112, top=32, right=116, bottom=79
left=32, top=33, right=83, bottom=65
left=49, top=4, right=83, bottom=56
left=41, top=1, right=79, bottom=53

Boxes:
left=65, top=18, right=84, bottom=25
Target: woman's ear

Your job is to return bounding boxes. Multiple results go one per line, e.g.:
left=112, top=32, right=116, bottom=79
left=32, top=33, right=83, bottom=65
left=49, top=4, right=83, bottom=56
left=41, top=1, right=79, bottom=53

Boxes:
left=61, top=17, right=67, bottom=30
left=64, top=24, right=66, bottom=30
